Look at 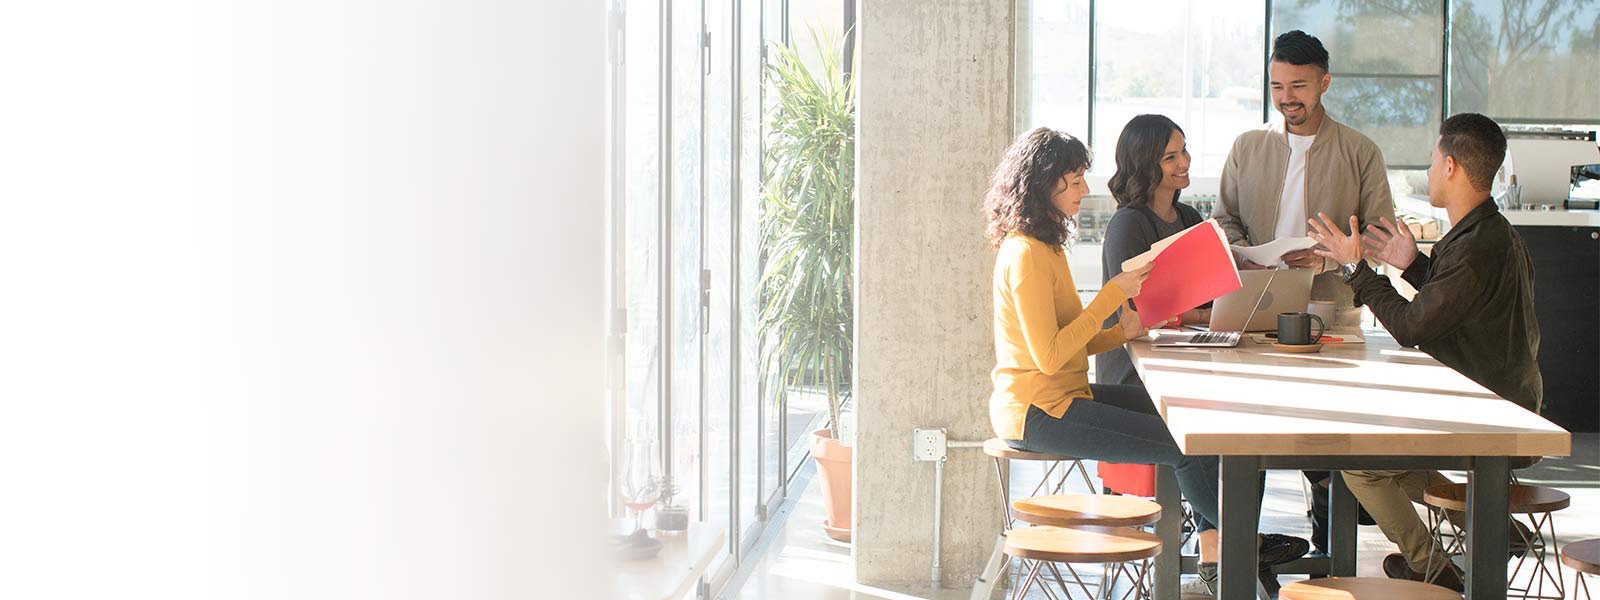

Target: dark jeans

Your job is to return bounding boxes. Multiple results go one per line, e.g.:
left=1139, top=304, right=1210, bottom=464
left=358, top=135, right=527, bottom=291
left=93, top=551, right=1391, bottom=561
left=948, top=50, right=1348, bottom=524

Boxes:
left=1006, top=384, right=1219, bottom=533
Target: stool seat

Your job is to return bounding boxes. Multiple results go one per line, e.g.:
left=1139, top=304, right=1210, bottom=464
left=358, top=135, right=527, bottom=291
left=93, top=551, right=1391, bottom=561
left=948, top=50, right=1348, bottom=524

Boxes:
left=1422, top=483, right=1571, bottom=513
left=983, top=437, right=1076, bottom=462
left=1003, top=525, right=1161, bottom=564
left=1279, top=577, right=1460, bottom=599
left=1563, top=538, right=1600, bottom=575
left=1012, top=493, right=1161, bottom=528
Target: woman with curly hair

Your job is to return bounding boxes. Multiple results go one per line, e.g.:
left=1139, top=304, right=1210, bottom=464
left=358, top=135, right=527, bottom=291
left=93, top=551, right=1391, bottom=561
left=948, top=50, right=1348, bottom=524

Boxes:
left=985, top=127, right=1305, bottom=592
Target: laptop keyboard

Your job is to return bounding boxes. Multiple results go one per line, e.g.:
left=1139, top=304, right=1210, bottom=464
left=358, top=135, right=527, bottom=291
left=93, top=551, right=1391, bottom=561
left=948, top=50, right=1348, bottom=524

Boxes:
left=1189, top=332, right=1238, bottom=345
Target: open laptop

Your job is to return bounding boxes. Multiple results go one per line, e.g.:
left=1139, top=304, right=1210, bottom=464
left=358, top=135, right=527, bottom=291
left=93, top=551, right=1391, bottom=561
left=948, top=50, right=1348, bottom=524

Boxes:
left=1149, top=268, right=1315, bottom=348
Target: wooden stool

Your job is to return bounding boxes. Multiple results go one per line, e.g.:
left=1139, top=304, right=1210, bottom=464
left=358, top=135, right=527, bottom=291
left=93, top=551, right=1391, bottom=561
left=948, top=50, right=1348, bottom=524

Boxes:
left=1013, top=494, right=1162, bottom=528
left=1279, top=577, right=1460, bottom=599
left=984, top=438, right=1097, bottom=528
left=1560, top=538, right=1600, bottom=600
left=1424, top=483, right=1572, bottom=599
left=1005, top=525, right=1162, bottom=600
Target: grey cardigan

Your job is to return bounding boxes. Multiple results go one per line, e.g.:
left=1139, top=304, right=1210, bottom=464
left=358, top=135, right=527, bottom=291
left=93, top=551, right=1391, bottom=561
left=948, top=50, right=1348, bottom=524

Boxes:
left=1096, top=202, right=1206, bottom=386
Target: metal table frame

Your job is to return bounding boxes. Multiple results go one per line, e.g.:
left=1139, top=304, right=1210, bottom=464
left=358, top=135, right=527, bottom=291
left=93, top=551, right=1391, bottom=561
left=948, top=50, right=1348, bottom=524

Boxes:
left=1149, top=455, right=1513, bottom=600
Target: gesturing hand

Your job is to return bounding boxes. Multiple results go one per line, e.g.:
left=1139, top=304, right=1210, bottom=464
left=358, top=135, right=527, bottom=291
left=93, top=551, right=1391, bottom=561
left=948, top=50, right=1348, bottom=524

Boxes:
left=1360, top=216, right=1419, bottom=270
left=1306, top=213, right=1363, bottom=266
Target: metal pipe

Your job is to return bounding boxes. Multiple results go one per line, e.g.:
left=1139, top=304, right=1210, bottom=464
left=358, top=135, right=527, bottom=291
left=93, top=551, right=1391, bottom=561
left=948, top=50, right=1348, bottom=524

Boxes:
left=932, top=458, right=944, bottom=586
left=929, top=437, right=989, bottom=587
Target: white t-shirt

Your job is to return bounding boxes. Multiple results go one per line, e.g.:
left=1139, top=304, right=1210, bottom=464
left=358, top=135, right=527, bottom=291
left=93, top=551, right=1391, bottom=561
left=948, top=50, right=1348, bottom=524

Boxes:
left=1272, top=133, right=1317, bottom=254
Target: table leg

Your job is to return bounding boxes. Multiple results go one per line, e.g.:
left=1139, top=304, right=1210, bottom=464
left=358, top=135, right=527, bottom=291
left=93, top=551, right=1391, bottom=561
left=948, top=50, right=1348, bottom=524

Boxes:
left=1153, top=465, right=1181, bottom=600
left=1219, top=456, right=1262, bottom=600
left=1466, top=456, right=1510, bottom=600
left=1329, top=471, right=1358, bottom=577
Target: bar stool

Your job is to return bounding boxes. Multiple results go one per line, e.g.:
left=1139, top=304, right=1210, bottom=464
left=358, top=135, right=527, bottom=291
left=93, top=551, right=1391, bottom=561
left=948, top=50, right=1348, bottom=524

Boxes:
left=1561, top=538, right=1599, bottom=600
left=1011, top=494, right=1163, bottom=598
left=1423, top=482, right=1571, bottom=599
left=982, top=439, right=1107, bottom=596
left=984, top=438, right=1097, bottom=527
left=1005, top=525, right=1162, bottom=600
left=1012, top=494, right=1163, bottom=529
left=1279, top=577, right=1459, bottom=599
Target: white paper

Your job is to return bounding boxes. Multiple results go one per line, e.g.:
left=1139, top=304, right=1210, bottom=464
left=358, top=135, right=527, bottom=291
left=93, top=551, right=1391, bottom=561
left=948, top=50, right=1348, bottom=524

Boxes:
left=1231, top=237, right=1317, bottom=266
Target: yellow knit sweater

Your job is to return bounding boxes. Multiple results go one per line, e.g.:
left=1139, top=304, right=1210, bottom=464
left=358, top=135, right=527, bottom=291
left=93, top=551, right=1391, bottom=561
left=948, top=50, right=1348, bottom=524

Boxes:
left=989, top=233, right=1129, bottom=440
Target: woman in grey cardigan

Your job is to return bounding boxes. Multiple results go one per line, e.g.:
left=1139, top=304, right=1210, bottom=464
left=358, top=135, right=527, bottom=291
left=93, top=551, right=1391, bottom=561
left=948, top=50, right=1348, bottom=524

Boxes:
left=1097, top=114, right=1211, bottom=386
left=1095, top=115, right=1311, bottom=592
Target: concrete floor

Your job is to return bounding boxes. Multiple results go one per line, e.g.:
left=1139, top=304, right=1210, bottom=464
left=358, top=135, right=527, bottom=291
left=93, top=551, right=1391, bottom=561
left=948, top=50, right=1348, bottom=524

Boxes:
left=722, top=433, right=1600, bottom=599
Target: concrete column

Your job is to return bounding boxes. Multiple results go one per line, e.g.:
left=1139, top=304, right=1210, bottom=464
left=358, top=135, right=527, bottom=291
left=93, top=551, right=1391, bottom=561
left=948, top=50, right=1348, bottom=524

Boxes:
left=855, top=0, right=1014, bottom=588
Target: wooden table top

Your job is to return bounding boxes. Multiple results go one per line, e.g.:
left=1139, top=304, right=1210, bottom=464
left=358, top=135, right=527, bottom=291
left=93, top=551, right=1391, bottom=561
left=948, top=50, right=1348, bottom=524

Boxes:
left=1126, top=329, right=1570, bottom=457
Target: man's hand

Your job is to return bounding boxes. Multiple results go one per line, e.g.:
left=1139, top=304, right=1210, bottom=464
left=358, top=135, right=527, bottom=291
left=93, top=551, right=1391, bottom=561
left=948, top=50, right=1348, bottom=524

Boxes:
left=1238, top=259, right=1273, bottom=271
left=1361, top=216, right=1419, bottom=271
left=1307, top=213, right=1363, bottom=266
left=1281, top=248, right=1321, bottom=270
left=1120, top=300, right=1166, bottom=339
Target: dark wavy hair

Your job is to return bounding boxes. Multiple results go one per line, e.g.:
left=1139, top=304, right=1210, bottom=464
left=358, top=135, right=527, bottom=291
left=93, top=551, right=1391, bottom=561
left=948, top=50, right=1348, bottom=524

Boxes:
left=1108, top=114, right=1185, bottom=210
left=984, top=127, right=1092, bottom=249
left=1271, top=30, right=1330, bottom=72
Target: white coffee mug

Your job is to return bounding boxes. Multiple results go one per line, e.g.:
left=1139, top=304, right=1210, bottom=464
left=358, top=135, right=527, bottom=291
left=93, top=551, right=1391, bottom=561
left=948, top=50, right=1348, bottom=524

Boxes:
left=1307, top=300, right=1338, bottom=324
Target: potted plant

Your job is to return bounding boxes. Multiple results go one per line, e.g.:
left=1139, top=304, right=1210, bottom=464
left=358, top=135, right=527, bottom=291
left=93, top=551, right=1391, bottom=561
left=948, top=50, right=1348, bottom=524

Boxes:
left=759, top=28, right=856, bottom=542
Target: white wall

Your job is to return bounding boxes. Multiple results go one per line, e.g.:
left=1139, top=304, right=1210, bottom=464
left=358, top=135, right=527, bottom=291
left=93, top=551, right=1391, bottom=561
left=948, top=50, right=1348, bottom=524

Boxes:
left=0, top=2, right=606, bottom=598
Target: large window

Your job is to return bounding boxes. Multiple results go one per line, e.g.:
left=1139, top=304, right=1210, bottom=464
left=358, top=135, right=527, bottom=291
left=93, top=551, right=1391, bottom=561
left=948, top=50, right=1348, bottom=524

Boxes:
left=1276, top=0, right=1444, bottom=167
left=1019, top=0, right=1089, bottom=139
left=606, top=0, right=853, bottom=595
left=1024, top=0, right=1599, bottom=174
left=1020, top=0, right=1263, bottom=178
left=1449, top=0, right=1600, bottom=122
left=1022, top=0, right=1600, bottom=290
left=1092, top=0, right=1264, bottom=177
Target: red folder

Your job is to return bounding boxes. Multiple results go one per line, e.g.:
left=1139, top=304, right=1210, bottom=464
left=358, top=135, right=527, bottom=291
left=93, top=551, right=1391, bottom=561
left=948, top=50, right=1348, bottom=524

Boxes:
left=1120, top=220, right=1242, bottom=328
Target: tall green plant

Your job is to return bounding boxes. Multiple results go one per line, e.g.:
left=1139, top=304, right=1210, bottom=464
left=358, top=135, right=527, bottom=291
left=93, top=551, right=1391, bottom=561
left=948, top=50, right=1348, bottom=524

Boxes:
left=758, top=28, right=855, bottom=440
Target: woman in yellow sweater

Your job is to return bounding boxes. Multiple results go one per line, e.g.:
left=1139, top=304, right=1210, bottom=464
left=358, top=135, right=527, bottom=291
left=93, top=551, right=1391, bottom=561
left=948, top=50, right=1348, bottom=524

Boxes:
left=985, top=128, right=1307, bottom=591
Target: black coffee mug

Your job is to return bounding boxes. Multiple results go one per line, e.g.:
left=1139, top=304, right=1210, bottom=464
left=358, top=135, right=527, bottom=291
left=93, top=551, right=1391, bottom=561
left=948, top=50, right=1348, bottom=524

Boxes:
left=1277, top=312, right=1326, bottom=345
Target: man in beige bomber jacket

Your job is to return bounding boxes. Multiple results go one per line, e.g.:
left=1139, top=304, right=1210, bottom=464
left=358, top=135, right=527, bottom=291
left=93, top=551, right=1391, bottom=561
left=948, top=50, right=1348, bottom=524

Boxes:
left=1211, top=30, right=1395, bottom=564
left=1213, top=30, right=1394, bottom=310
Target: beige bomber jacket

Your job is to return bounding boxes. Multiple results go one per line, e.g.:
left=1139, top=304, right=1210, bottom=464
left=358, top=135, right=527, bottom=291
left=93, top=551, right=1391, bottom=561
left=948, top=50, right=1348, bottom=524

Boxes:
left=1212, top=113, right=1396, bottom=307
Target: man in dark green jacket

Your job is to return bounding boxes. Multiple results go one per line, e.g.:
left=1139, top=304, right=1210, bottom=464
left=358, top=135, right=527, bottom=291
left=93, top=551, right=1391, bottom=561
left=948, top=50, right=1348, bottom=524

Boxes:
left=1307, top=112, right=1541, bottom=591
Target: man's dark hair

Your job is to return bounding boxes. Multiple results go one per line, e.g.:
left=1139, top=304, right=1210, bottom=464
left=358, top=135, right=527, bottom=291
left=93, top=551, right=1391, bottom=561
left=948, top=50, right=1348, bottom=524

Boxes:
left=1438, top=113, right=1507, bottom=193
left=1270, top=30, right=1330, bottom=72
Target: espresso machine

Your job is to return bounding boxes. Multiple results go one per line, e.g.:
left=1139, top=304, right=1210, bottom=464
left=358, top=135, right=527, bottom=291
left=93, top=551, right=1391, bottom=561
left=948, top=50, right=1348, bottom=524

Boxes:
left=1496, top=128, right=1600, bottom=209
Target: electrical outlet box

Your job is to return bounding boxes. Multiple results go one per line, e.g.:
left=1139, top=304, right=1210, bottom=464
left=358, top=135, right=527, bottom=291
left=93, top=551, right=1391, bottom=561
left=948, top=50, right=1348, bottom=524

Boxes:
left=912, top=428, right=947, bottom=462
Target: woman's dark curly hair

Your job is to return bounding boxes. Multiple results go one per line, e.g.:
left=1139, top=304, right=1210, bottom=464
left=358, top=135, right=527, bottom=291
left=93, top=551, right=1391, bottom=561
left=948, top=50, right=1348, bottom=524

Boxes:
left=984, top=127, right=1092, bottom=249
left=1108, top=114, right=1184, bottom=210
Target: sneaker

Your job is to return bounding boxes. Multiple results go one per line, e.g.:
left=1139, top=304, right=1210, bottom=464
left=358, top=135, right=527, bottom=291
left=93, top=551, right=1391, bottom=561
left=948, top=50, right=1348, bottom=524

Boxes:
left=1194, top=562, right=1218, bottom=596
left=1257, top=566, right=1281, bottom=596
left=1189, top=562, right=1278, bottom=595
left=1180, top=576, right=1215, bottom=597
left=1383, top=552, right=1464, bottom=592
left=1257, top=533, right=1312, bottom=566
left=1510, top=518, right=1533, bottom=558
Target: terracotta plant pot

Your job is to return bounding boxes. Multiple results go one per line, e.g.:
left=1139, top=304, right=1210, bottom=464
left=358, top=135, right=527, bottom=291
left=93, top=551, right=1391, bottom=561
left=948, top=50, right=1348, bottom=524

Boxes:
left=809, top=428, right=853, bottom=543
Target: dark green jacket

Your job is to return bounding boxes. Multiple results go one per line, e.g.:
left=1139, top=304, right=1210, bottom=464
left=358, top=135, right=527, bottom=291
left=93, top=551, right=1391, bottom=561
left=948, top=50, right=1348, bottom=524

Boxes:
left=1344, top=200, right=1543, bottom=412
